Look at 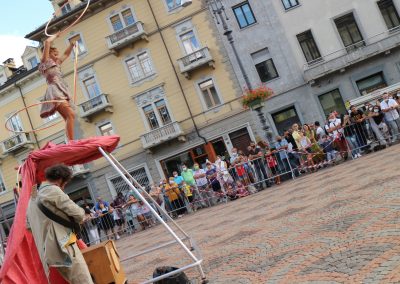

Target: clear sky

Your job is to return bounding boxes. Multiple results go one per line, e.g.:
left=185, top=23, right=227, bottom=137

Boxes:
left=0, top=0, right=54, bottom=65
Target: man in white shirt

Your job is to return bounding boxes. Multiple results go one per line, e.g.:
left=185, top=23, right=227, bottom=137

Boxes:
left=193, top=163, right=214, bottom=207
left=380, top=93, right=400, bottom=143
left=325, top=112, right=348, bottom=160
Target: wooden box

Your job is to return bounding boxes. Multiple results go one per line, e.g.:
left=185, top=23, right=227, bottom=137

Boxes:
left=82, top=240, right=127, bottom=284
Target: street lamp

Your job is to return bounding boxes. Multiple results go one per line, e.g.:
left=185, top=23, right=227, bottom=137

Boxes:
left=208, top=0, right=273, bottom=142
left=208, top=0, right=251, bottom=90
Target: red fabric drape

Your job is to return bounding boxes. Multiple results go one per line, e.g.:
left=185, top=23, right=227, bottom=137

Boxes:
left=0, top=135, right=120, bottom=284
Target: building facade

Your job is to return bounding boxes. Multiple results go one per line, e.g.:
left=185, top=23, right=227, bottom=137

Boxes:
left=211, top=0, right=400, bottom=134
left=0, top=0, right=264, bottom=238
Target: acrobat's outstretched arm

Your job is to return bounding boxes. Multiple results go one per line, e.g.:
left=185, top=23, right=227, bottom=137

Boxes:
left=41, top=32, right=59, bottom=63
left=59, top=40, right=76, bottom=64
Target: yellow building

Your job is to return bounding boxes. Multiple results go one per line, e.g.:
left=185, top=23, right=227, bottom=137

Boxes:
left=0, top=0, right=261, bottom=238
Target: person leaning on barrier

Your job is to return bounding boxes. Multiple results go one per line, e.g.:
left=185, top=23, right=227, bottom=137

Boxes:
left=365, top=102, right=388, bottom=147
left=380, top=92, right=400, bottom=143
left=27, top=164, right=93, bottom=284
left=349, top=105, right=370, bottom=151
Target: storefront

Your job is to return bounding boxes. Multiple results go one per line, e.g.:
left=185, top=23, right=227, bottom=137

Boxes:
left=66, top=186, right=94, bottom=207
left=159, top=125, right=254, bottom=177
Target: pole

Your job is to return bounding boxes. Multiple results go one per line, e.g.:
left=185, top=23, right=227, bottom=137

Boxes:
left=210, top=0, right=252, bottom=90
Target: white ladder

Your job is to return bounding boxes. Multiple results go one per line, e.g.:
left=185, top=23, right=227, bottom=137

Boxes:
left=98, top=147, right=208, bottom=284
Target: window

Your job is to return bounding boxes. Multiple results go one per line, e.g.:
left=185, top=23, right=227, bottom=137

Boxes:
left=318, top=89, right=346, bottom=116
left=126, top=51, right=154, bottom=83
left=251, top=48, right=279, bottom=82
left=0, top=169, right=6, bottom=192
left=180, top=31, right=201, bottom=55
left=228, top=127, right=252, bottom=154
left=334, top=13, right=364, bottom=51
left=198, top=79, right=222, bottom=109
left=155, top=100, right=172, bottom=125
left=110, top=14, right=123, bottom=31
left=378, top=0, right=400, bottom=30
left=297, top=30, right=322, bottom=63
left=121, top=9, right=135, bottom=26
left=142, top=99, right=172, bottom=130
left=109, top=166, right=151, bottom=196
left=27, top=57, right=39, bottom=69
left=98, top=122, right=115, bottom=136
left=233, top=2, right=256, bottom=29
left=166, top=0, right=182, bottom=11
left=272, top=106, right=301, bottom=135
left=143, top=105, right=160, bottom=129
left=68, top=34, right=86, bottom=56
left=282, top=0, right=299, bottom=10
left=255, top=59, right=278, bottom=82
left=59, top=1, right=72, bottom=15
left=135, top=86, right=173, bottom=130
left=110, top=8, right=135, bottom=32
left=356, top=72, right=387, bottom=95
left=83, top=77, right=101, bottom=98
left=6, top=114, right=23, bottom=133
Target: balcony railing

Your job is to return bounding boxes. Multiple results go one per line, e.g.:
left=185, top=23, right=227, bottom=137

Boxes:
left=0, top=133, right=33, bottom=154
left=177, top=47, right=215, bottom=78
left=140, top=122, right=184, bottom=149
left=78, top=93, right=113, bottom=122
left=303, top=28, right=400, bottom=82
left=106, top=21, right=147, bottom=52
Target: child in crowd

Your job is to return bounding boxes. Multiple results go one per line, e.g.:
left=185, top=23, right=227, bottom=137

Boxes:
left=138, top=201, right=154, bottom=229
left=221, top=170, right=235, bottom=191
left=182, top=181, right=196, bottom=211
left=265, top=148, right=281, bottom=185
left=124, top=195, right=139, bottom=234
left=182, top=181, right=193, bottom=203
left=320, top=135, right=337, bottom=165
left=236, top=181, right=250, bottom=198
left=225, top=184, right=238, bottom=201
left=83, top=207, right=100, bottom=245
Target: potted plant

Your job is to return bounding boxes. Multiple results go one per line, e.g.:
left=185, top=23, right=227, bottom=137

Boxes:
left=241, top=85, right=274, bottom=110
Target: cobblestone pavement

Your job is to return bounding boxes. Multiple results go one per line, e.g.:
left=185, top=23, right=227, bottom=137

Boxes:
left=117, top=145, right=400, bottom=284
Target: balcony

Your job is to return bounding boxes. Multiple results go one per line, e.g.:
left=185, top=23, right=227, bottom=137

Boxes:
left=0, top=133, right=34, bottom=155
left=78, top=93, right=113, bottom=122
left=304, top=29, right=400, bottom=82
left=140, top=122, right=184, bottom=149
left=105, top=21, right=148, bottom=53
left=71, top=164, right=90, bottom=177
left=177, top=47, right=215, bottom=78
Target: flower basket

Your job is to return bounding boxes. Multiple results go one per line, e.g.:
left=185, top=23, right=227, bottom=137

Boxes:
left=242, top=85, right=274, bottom=109
left=247, top=99, right=263, bottom=109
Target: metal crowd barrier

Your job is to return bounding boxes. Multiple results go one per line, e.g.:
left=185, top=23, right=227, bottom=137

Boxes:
left=78, top=118, right=400, bottom=249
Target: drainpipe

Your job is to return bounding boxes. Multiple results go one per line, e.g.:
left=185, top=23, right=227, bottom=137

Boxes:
left=146, top=0, right=208, bottom=145
left=15, top=83, right=40, bottom=148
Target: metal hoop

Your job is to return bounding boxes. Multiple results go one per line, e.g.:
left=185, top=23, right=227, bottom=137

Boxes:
left=5, top=44, right=80, bottom=135
left=5, top=100, right=68, bottom=134
left=45, top=0, right=91, bottom=37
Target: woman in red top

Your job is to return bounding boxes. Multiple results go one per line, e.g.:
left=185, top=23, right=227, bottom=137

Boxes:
left=265, top=148, right=281, bottom=185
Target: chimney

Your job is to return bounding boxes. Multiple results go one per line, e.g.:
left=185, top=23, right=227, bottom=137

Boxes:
left=3, top=58, right=16, bottom=68
left=50, top=0, right=83, bottom=16
left=2, top=58, right=17, bottom=78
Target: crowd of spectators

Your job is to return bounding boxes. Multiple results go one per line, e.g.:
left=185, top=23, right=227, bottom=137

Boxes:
left=79, top=92, right=400, bottom=246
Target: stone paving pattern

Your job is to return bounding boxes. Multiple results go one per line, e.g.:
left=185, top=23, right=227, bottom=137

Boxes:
left=117, top=145, right=400, bottom=283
